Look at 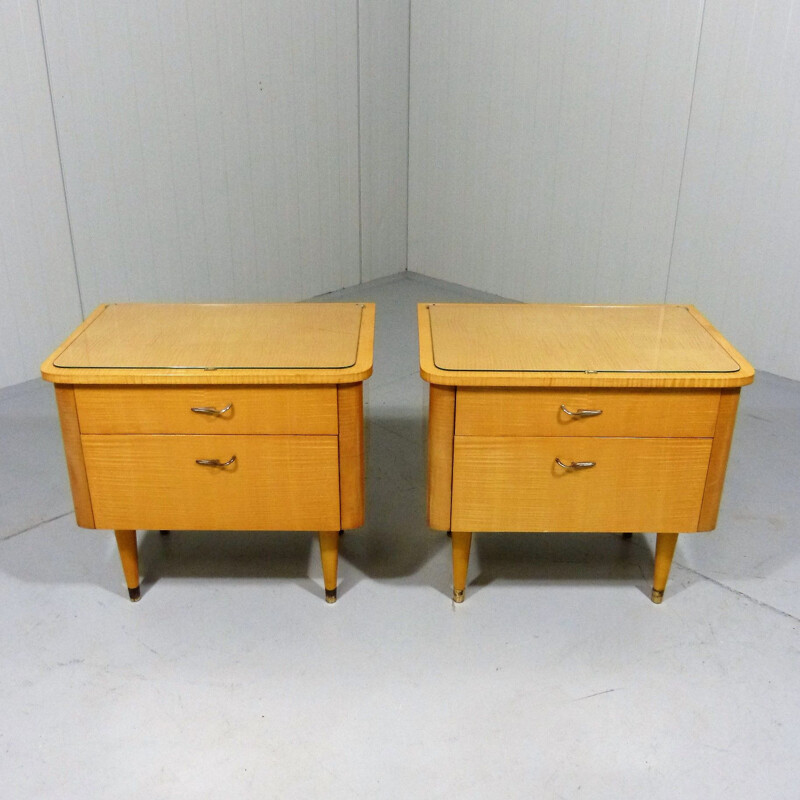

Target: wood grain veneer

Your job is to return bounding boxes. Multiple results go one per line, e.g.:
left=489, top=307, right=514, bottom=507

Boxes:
left=419, top=302, right=752, bottom=604
left=43, top=303, right=374, bottom=603
left=42, top=303, right=375, bottom=385
left=429, top=304, right=740, bottom=373
left=53, top=303, right=362, bottom=369
left=83, top=434, right=341, bottom=531
left=697, top=388, right=742, bottom=531
left=338, top=383, right=366, bottom=530
left=427, top=384, right=456, bottom=531
left=75, top=385, right=337, bottom=435
left=451, top=436, right=713, bottom=533
left=419, top=304, right=754, bottom=388
left=455, top=387, right=720, bottom=438
left=54, top=385, right=95, bottom=528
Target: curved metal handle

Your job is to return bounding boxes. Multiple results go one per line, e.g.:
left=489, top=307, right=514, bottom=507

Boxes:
left=195, top=455, right=237, bottom=468
left=555, top=457, right=596, bottom=470
left=191, top=402, right=233, bottom=416
left=560, top=404, right=602, bottom=418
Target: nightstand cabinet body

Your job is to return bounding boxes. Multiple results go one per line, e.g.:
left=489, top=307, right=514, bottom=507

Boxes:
left=419, top=303, right=753, bottom=604
left=43, top=303, right=374, bottom=603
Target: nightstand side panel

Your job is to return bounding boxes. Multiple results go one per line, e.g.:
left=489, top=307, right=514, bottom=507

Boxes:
left=338, top=383, right=366, bottom=530
left=697, top=388, right=741, bottom=531
left=55, top=385, right=95, bottom=529
left=427, top=385, right=456, bottom=531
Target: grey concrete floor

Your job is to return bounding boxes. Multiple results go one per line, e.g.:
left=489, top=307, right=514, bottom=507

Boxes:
left=1, top=272, right=798, bottom=798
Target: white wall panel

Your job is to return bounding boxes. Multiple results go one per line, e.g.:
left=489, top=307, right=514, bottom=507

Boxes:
left=6, top=0, right=797, bottom=386
left=0, top=0, right=82, bottom=388
left=408, top=1, right=704, bottom=303
left=39, top=0, right=360, bottom=311
left=358, top=0, right=410, bottom=281
left=668, top=0, right=800, bottom=381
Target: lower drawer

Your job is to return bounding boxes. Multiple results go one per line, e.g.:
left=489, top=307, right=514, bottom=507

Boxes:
left=451, top=436, right=712, bottom=533
left=82, top=434, right=340, bottom=530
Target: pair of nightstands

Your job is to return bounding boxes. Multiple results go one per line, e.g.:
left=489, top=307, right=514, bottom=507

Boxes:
left=42, top=302, right=753, bottom=605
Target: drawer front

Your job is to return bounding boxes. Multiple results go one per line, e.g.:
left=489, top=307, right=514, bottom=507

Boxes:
left=75, top=385, right=337, bottom=435
left=83, top=434, right=340, bottom=530
left=455, top=388, right=720, bottom=438
left=451, top=436, right=712, bottom=533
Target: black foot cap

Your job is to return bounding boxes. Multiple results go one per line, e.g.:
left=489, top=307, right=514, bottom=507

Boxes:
left=128, top=586, right=141, bottom=602
left=325, top=588, right=337, bottom=604
left=621, top=532, right=633, bottom=540
left=160, top=530, right=170, bottom=535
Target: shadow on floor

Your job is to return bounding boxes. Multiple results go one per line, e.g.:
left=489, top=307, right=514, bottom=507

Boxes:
left=467, top=531, right=698, bottom=602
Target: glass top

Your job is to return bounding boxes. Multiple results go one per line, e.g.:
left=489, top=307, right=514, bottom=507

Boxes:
left=54, top=303, right=364, bottom=370
left=428, top=304, right=741, bottom=373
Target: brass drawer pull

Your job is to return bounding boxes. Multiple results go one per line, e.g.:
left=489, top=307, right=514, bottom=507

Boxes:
left=195, top=455, right=237, bottom=468
left=191, top=402, right=233, bottom=416
left=555, top=457, right=596, bottom=470
left=560, top=404, right=602, bottom=418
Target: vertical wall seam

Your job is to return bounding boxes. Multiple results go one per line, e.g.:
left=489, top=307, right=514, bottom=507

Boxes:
left=356, top=0, right=363, bottom=284
left=35, top=0, right=85, bottom=318
left=405, top=0, right=412, bottom=271
left=665, top=0, right=708, bottom=303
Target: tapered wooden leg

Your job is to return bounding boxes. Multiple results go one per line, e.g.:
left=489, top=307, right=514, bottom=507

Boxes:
left=451, top=531, right=472, bottom=603
left=114, top=530, right=140, bottom=602
left=651, top=532, right=679, bottom=604
left=318, top=530, right=340, bottom=603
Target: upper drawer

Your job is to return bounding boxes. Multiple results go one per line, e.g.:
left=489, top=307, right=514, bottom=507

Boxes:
left=455, top=387, right=720, bottom=438
left=75, top=385, right=337, bottom=435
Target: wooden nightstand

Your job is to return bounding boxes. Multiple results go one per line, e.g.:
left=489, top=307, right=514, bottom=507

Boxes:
left=42, top=302, right=374, bottom=603
left=418, top=303, right=754, bottom=604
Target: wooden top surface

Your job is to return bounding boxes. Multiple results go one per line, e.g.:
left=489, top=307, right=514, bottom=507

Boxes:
left=419, top=303, right=754, bottom=388
left=42, top=303, right=374, bottom=385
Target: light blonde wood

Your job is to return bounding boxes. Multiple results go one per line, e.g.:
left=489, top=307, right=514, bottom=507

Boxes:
left=337, top=383, right=365, bottom=529
left=42, top=303, right=375, bottom=385
left=318, top=530, right=340, bottom=603
left=352, top=303, right=376, bottom=384
left=83, top=435, right=341, bottom=531
left=418, top=304, right=754, bottom=388
left=43, top=302, right=373, bottom=602
left=421, top=302, right=750, bottom=603
left=456, top=387, right=720, bottom=438
left=697, top=388, right=741, bottom=531
left=430, top=303, right=741, bottom=372
left=114, top=530, right=140, bottom=597
left=75, top=385, right=337, bottom=435
left=43, top=303, right=109, bottom=370
left=451, top=436, right=713, bottom=533
left=54, top=385, right=95, bottom=528
left=451, top=531, right=472, bottom=602
left=427, top=384, right=456, bottom=531
left=55, top=302, right=362, bottom=368
left=652, top=532, right=680, bottom=603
